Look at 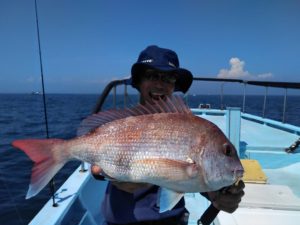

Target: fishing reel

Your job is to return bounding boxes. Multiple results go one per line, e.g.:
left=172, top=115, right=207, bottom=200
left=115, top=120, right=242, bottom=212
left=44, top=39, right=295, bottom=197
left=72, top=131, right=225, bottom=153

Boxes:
left=285, top=138, right=300, bottom=153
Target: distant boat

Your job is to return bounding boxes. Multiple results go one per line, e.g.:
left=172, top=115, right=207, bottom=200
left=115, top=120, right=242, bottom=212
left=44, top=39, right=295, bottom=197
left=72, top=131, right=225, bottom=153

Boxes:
left=31, top=91, right=41, bottom=95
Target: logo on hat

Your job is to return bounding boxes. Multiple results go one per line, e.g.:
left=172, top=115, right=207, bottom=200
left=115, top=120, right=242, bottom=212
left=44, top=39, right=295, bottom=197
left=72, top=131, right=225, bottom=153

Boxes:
left=141, top=59, right=153, bottom=64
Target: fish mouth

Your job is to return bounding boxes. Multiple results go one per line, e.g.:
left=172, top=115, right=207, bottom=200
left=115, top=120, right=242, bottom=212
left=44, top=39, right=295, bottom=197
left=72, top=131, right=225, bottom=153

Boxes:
left=233, top=168, right=244, bottom=181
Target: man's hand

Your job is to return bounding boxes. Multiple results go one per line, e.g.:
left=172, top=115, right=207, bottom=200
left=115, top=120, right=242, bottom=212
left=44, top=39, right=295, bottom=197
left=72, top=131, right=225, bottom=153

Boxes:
left=91, top=165, right=102, bottom=175
left=91, top=165, right=152, bottom=193
left=207, top=180, right=245, bottom=213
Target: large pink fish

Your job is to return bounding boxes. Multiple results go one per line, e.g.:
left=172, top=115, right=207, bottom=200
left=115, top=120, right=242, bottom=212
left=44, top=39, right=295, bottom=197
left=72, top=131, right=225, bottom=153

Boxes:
left=12, top=96, right=243, bottom=212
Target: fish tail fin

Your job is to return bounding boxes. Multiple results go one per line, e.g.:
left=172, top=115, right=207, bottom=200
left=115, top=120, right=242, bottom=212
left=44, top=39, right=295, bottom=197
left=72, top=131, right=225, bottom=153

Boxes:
left=12, top=139, right=68, bottom=199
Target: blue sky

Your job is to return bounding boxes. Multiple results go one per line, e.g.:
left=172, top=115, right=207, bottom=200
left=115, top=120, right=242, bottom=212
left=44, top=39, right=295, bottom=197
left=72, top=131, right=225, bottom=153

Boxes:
left=0, top=0, right=300, bottom=94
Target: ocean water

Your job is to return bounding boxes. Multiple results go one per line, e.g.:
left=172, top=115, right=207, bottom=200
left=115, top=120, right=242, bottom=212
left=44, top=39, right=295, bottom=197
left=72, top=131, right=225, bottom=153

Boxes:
left=0, top=93, right=300, bottom=225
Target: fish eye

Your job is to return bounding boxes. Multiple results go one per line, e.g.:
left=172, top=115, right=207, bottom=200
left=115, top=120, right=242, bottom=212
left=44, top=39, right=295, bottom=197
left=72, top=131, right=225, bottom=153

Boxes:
left=223, top=143, right=232, bottom=156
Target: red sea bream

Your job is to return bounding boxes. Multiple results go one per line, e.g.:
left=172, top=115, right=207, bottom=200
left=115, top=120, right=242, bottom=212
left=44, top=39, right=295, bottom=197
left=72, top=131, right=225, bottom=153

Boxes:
left=12, top=96, right=243, bottom=212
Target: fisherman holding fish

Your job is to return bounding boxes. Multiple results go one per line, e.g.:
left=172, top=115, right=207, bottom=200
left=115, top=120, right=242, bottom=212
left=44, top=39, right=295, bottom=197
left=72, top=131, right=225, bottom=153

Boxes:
left=13, top=45, right=245, bottom=225
left=90, top=45, right=245, bottom=225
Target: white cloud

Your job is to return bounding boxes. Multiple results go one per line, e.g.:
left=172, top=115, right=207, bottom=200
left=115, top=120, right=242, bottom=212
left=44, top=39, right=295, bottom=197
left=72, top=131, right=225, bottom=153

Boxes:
left=217, top=57, right=273, bottom=80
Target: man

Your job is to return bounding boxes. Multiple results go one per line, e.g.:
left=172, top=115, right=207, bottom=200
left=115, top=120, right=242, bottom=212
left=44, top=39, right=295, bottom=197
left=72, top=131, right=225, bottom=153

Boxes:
left=92, top=45, right=245, bottom=225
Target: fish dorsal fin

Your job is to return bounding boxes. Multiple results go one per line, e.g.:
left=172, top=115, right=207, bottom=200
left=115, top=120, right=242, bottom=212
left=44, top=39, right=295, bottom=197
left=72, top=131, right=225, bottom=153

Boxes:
left=77, top=95, right=191, bottom=136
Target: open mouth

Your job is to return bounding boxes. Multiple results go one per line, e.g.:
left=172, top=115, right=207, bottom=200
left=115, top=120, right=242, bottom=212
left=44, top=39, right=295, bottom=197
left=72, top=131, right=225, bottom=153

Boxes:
left=149, top=92, right=166, bottom=101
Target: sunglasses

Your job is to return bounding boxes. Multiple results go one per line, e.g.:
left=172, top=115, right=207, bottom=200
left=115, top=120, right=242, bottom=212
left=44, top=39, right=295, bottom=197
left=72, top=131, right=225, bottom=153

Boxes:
left=143, top=70, right=178, bottom=84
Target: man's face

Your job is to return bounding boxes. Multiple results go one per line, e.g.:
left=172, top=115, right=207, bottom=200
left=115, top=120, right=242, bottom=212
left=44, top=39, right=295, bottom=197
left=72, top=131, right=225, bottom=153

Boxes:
left=138, top=69, right=177, bottom=104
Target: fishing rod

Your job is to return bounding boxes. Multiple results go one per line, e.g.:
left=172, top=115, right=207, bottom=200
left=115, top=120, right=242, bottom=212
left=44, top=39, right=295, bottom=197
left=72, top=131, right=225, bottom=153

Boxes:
left=34, top=0, right=58, bottom=207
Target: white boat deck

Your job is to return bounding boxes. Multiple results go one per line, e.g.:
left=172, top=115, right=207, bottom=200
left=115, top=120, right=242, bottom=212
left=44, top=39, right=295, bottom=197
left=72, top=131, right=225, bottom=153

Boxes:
left=185, top=183, right=300, bottom=225
left=239, top=183, right=300, bottom=210
left=186, top=184, right=300, bottom=225
left=217, top=207, right=300, bottom=225
left=216, top=184, right=300, bottom=225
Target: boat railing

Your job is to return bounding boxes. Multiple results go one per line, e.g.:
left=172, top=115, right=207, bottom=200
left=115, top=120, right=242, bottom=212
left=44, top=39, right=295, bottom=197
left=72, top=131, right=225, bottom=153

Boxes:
left=93, top=77, right=300, bottom=124
left=92, top=78, right=132, bottom=113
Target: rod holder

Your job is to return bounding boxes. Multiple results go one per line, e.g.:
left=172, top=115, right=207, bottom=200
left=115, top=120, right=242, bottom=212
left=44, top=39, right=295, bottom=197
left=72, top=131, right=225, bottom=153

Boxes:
left=226, top=107, right=241, bottom=156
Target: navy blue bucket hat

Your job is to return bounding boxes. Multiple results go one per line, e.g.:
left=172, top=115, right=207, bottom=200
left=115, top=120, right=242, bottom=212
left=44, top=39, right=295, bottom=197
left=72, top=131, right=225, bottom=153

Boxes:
left=131, top=45, right=193, bottom=93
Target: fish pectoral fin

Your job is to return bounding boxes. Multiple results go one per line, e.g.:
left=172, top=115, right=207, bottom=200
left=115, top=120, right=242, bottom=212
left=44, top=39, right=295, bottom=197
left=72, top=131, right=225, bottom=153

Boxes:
left=186, top=163, right=199, bottom=178
left=157, top=188, right=184, bottom=213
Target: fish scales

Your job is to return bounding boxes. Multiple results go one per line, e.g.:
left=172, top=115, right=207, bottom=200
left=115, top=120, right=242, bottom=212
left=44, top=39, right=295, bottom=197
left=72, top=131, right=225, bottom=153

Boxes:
left=69, top=113, right=207, bottom=185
